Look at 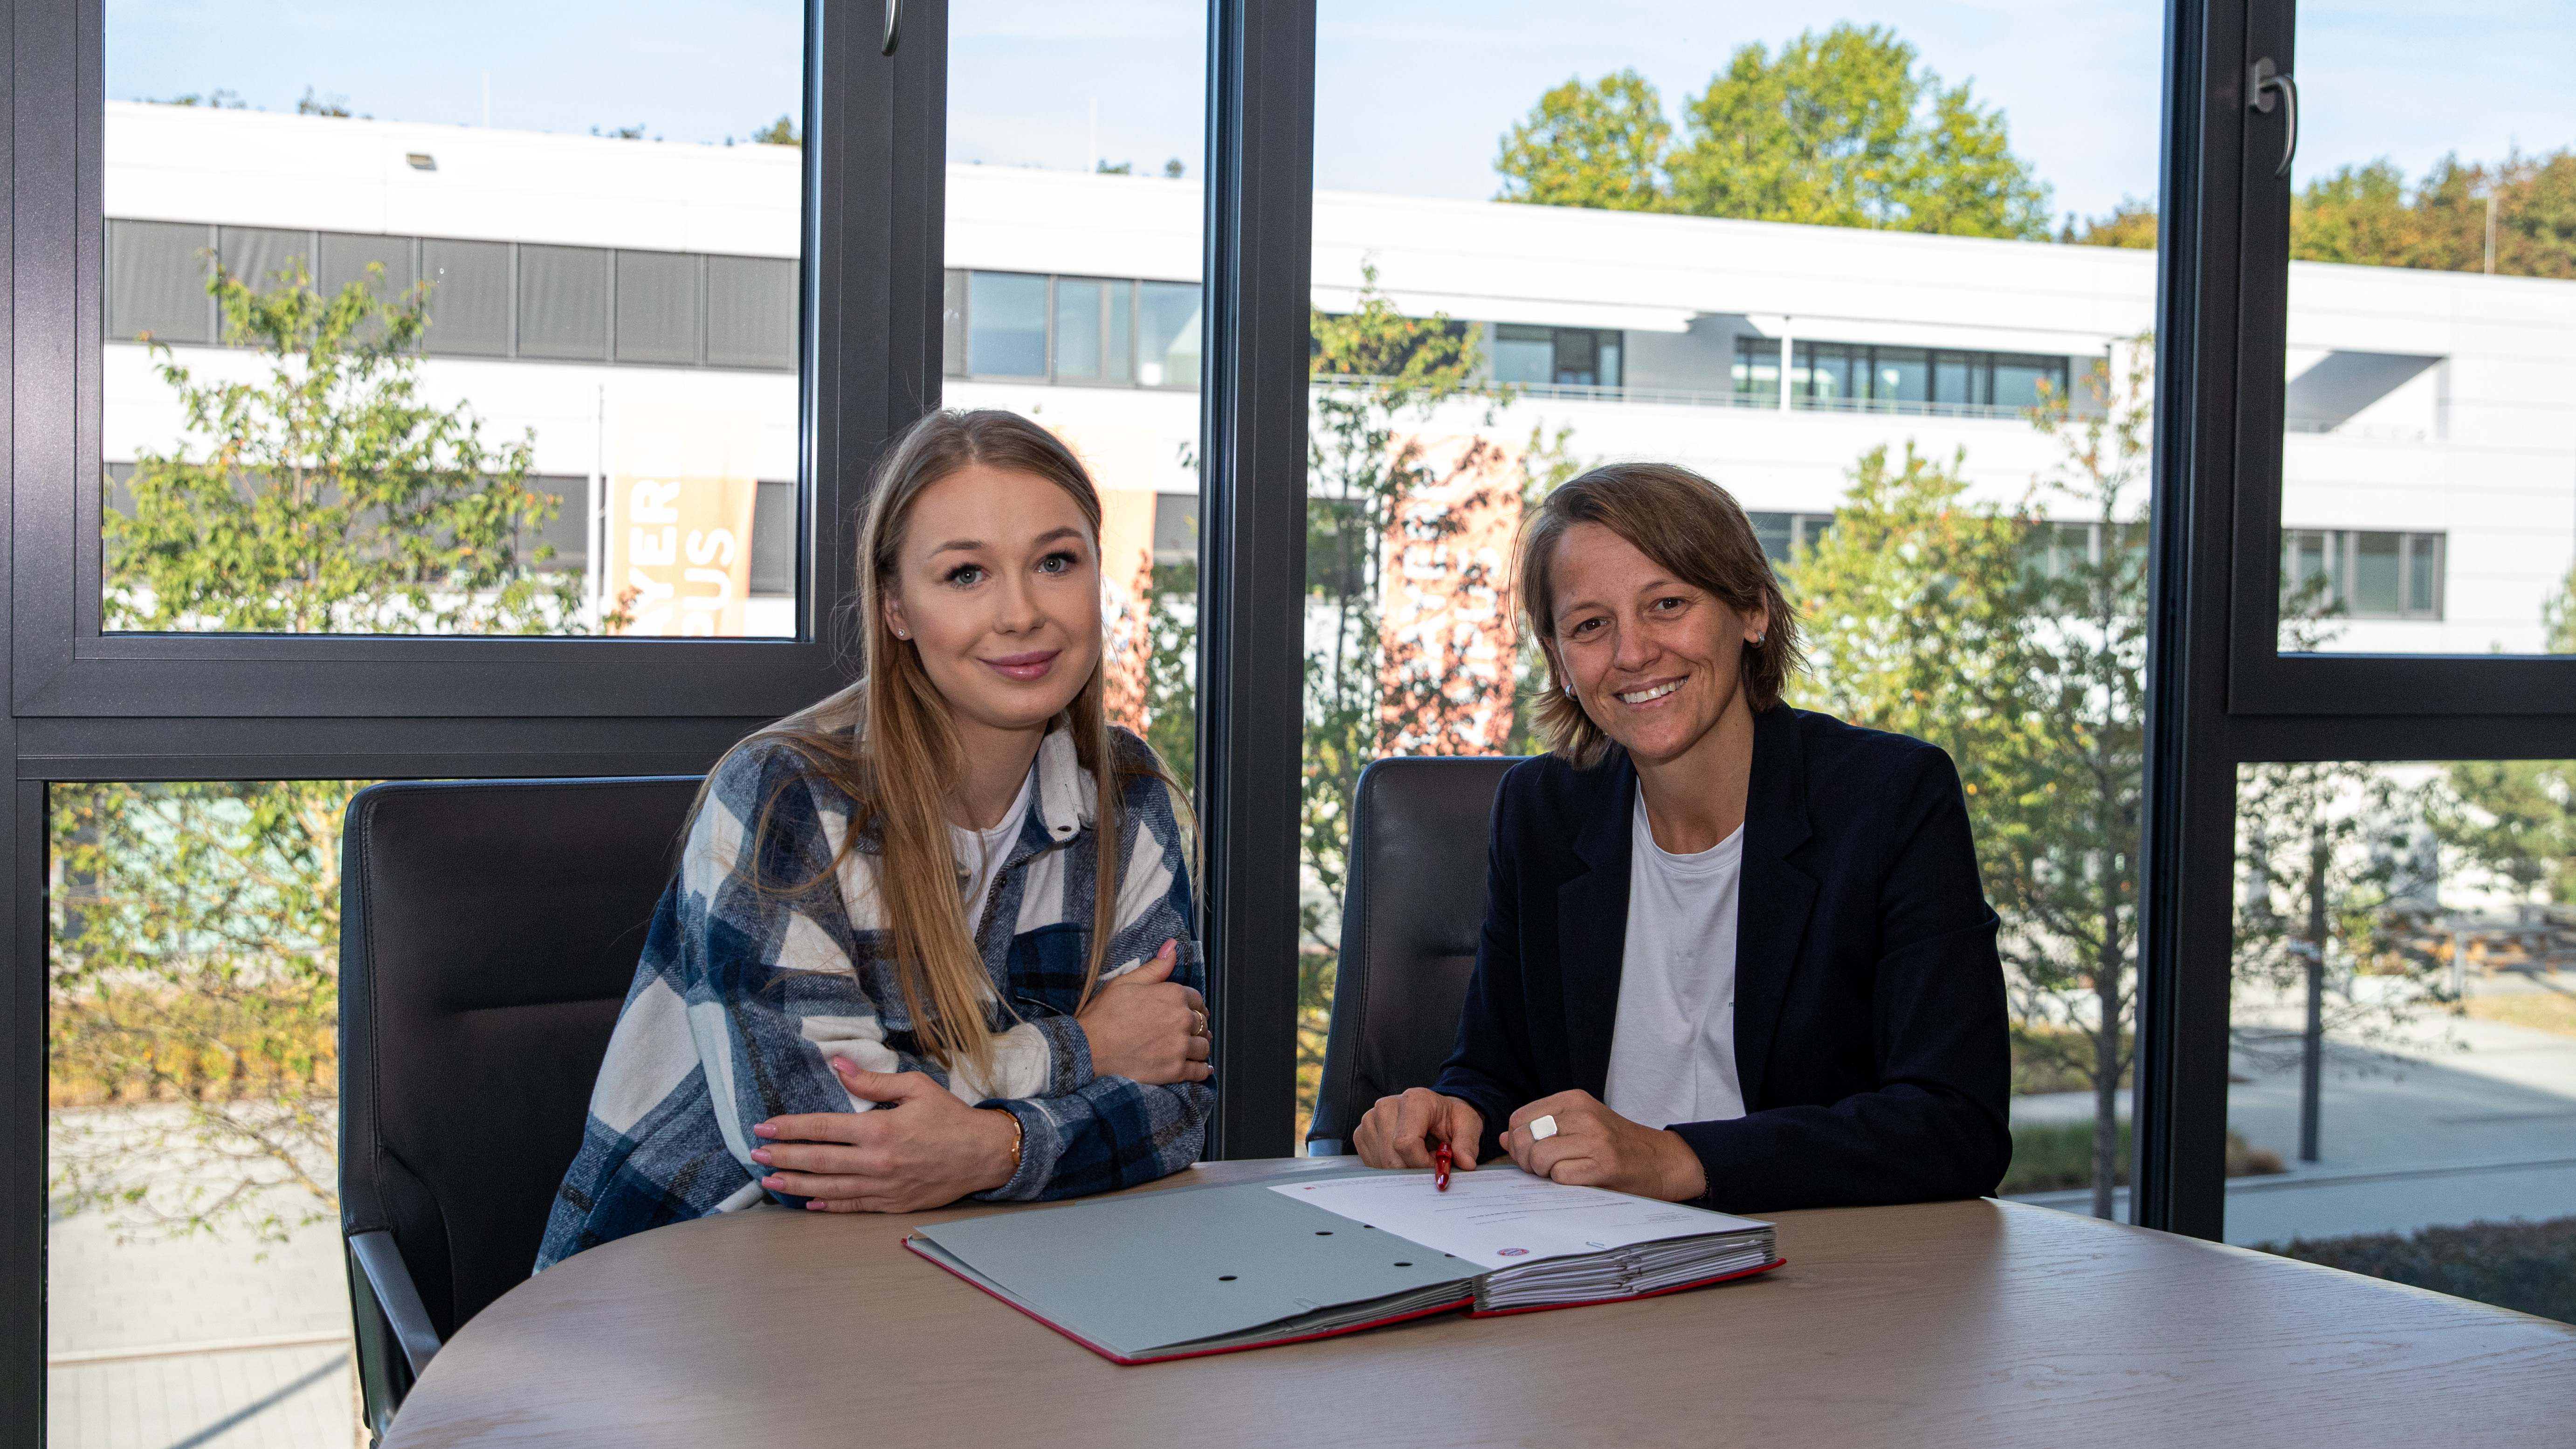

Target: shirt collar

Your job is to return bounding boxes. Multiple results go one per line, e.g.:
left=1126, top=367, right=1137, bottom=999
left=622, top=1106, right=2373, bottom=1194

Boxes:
left=1030, top=715, right=1095, bottom=845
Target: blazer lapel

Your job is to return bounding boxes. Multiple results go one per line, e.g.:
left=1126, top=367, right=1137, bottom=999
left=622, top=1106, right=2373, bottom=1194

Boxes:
left=1733, top=708, right=1817, bottom=1110
left=1558, top=752, right=1635, bottom=1100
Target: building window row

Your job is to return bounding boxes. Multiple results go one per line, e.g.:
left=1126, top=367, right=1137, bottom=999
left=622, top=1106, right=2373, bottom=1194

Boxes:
left=1749, top=511, right=1836, bottom=565
left=942, top=269, right=1202, bottom=388
left=2284, top=528, right=2445, bottom=621
left=1492, top=325, right=1624, bottom=388
left=1731, top=337, right=2078, bottom=417
left=105, top=218, right=799, bottom=371
left=103, top=465, right=799, bottom=596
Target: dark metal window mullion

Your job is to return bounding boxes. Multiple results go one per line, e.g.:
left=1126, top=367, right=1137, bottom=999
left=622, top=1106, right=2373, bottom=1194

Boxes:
left=1197, top=0, right=1315, bottom=1162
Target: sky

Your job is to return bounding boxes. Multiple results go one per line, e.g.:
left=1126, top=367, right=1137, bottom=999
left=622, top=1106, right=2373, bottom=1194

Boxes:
left=104, top=0, right=2576, bottom=228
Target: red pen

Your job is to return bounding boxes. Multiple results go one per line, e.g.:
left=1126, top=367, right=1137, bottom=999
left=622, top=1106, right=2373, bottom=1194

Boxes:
left=1433, top=1141, right=1453, bottom=1191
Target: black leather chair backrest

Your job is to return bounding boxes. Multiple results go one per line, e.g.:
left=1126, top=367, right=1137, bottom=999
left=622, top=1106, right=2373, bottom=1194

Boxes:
left=1306, top=756, right=1521, bottom=1151
left=338, top=777, right=699, bottom=1339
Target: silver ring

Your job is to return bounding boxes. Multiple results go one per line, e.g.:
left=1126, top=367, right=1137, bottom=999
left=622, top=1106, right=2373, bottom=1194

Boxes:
left=1528, top=1114, right=1559, bottom=1142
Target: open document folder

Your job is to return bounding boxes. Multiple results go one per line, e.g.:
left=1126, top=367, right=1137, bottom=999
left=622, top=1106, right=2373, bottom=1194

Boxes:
left=906, top=1167, right=1782, bottom=1364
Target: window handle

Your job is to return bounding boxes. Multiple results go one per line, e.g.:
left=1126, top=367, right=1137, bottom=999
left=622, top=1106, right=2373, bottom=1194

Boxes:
left=2249, top=57, right=2298, bottom=179
left=882, top=0, right=902, bottom=54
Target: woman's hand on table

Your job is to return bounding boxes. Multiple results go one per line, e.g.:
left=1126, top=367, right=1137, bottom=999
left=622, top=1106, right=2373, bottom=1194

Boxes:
left=750, top=1060, right=1021, bottom=1213
left=1074, top=938, right=1212, bottom=1086
left=1352, top=1087, right=1488, bottom=1171
left=1502, top=1091, right=1708, bottom=1202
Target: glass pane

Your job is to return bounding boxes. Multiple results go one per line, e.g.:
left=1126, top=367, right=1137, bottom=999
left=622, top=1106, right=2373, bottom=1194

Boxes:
left=1991, top=353, right=2063, bottom=410
left=2350, top=531, right=2404, bottom=616
left=1107, top=279, right=1135, bottom=383
left=1137, top=280, right=1203, bottom=389
left=1054, top=277, right=1104, bottom=380
left=1493, top=323, right=1554, bottom=385
left=1732, top=336, right=1779, bottom=402
left=2276, top=3, right=2576, bottom=654
left=101, top=4, right=805, bottom=639
left=50, top=780, right=372, bottom=1448
left=1307, top=5, right=2161, bottom=1147
left=614, top=250, right=704, bottom=366
left=946, top=0, right=1209, bottom=840
left=967, top=270, right=1049, bottom=376
left=2221, top=760, right=2576, bottom=1326
left=1873, top=346, right=1929, bottom=406
left=2408, top=534, right=2442, bottom=616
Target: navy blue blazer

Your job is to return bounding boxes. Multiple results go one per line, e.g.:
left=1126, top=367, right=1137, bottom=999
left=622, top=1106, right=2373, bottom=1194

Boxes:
left=1433, top=705, right=2011, bottom=1211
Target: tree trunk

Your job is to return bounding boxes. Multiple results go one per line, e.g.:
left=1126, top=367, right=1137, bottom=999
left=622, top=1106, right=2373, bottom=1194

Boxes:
left=2092, top=860, right=2122, bottom=1220
left=2300, top=830, right=2328, bottom=1162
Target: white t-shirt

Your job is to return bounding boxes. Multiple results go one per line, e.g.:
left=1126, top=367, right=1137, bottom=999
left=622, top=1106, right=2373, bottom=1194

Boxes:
left=1604, top=787, right=1748, bottom=1130
left=950, top=765, right=1037, bottom=936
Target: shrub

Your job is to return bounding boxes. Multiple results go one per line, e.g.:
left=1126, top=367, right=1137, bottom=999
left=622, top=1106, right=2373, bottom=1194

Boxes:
left=1999, top=1119, right=2284, bottom=1195
left=2261, top=1216, right=2576, bottom=1325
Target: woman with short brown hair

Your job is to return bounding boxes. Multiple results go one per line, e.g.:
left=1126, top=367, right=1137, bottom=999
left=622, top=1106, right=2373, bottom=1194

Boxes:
left=1353, top=462, right=2010, bottom=1211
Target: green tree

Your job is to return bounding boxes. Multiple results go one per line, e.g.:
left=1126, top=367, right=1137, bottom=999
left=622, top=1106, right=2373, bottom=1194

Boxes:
left=62, top=256, right=599, bottom=1243
left=1494, top=28, right=2051, bottom=238
left=2546, top=566, right=2576, bottom=654
left=2065, top=198, right=2159, bottom=249
left=2291, top=148, right=2576, bottom=278
left=1800, top=347, right=2145, bottom=1216
left=1495, top=70, right=1672, bottom=211
left=1144, top=553, right=1198, bottom=800
left=1789, top=442, right=2034, bottom=798
left=751, top=115, right=800, bottom=147
left=1975, top=343, right=2155, bottom=1217
left=2436, top=761, right=2576, bottom=906
left=107, top=259, right=579, bottom=634
left=50, top=780, right=354, bottom=1241
left=1299, top=272, right=1522, bottom=1127
left=1670, top=24, right=2050, bottom=237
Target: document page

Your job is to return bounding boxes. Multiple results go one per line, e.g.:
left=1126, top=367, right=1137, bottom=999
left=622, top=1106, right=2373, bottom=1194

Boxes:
left=1270, top=1169, right=1768, bottom=1268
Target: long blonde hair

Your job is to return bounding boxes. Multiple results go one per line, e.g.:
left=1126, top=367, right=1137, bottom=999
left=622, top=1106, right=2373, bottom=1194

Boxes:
left=713, top=409, right=1174, bottom=1074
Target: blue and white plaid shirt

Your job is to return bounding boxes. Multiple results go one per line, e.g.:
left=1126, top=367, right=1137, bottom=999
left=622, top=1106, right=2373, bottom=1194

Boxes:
left=537, top=722, right=1206, bottom=1271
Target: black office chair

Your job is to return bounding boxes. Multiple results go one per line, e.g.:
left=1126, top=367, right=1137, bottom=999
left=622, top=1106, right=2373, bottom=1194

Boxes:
left=337, top=776, right=702, bottom=1443
left=1305, top=756, right=1522, bottom=1155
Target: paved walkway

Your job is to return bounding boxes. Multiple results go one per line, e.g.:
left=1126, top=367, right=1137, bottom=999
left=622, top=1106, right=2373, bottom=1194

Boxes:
left=2008, top=974, right=2576, bottom=1246
left=48, top=1105, right=358, bottom=1449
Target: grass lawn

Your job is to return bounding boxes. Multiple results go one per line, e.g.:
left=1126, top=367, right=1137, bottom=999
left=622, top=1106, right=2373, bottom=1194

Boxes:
left=2462, top=989, right=2576, bottom=1040
left=1999, top=1119, right=2284, bottom=1195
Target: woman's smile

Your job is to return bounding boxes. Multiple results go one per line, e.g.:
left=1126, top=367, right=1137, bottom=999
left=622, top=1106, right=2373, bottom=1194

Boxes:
left=980, top=648, right=1061, bottom=683
left=1614, top=676, right=1687, bottom=707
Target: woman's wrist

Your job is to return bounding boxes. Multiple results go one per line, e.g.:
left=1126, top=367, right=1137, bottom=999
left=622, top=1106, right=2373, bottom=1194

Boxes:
left=1655, top=1129, right=1710, bottom=1202
left=980, top=1107, right=1026, bottom=1192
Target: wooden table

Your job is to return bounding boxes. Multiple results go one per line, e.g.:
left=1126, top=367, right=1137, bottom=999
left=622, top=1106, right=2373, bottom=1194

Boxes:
left=386, top=1158, right=2576, bottom=1448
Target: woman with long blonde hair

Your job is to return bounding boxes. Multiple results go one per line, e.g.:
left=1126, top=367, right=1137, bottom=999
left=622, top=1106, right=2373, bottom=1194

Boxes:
left=539, top=410, right=1208, bottom=1266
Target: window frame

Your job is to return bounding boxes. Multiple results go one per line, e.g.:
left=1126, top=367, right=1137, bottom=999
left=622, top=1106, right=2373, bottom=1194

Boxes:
left=13, top=0, right=925, bottom=726
left=2133, top=0, right=2576, bottom=1242
left=2, top=0, right=961, bottom=1432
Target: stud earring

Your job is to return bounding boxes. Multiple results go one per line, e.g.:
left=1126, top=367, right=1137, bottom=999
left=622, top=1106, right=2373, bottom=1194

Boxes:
left=1563, top=683, right=1576, bottom=698
left=1752, top=632, right=1766, bottom=646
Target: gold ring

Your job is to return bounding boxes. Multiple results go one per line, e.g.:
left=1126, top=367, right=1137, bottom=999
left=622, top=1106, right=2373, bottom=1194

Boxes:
left=1191, top=1008, right=1209, bottom=1038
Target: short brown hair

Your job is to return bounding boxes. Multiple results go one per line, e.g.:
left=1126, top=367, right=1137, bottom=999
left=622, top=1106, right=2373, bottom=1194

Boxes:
left=1516, top=462, right=1803, bottom=767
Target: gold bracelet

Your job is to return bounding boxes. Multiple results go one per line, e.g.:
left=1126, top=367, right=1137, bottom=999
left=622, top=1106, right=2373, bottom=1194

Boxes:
left=993, top=1109, right=1025, bottom=1174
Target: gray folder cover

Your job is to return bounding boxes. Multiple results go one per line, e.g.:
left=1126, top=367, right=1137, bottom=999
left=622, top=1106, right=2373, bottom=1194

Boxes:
left=912, top=1177, right=1473, bottom=1360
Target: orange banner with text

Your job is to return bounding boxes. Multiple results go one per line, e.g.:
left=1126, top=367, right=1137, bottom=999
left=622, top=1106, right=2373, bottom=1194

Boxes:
left=606, top=410, right=762, bottom=637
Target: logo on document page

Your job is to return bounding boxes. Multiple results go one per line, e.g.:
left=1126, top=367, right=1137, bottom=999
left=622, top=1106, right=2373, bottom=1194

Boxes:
left=1496, top=1248, right=1529, bottom=1256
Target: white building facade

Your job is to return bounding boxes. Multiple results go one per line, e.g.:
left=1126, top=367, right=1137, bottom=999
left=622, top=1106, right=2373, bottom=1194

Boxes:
left=101, top=103, right=2576, bottom=654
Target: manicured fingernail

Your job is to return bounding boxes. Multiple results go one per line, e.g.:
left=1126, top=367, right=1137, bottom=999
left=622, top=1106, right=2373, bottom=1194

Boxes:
left=804, top=1200, right=824, bottom=1210
left=831, top=1057, right=857, bottom=1074
left=750, top=1148, right=772, bottom=1164
left=752, top=1122, right=778, bottom=1138
left=761, top=1175, right=785, bottom=1189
